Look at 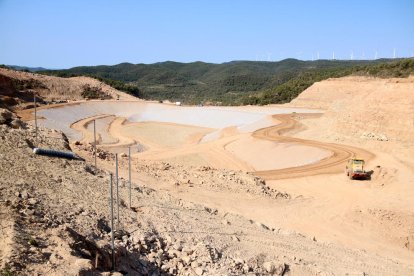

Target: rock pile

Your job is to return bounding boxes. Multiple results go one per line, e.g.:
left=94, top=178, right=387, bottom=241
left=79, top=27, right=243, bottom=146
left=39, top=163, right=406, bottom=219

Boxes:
left=360, top=132, right=389, bottom=141
left=0, top=108, right=26, bottom=129
left=74, top=142, right=115, bottom=161
left=73, top=144, right=292, bottom=201
left=132, top=161, right=291, bottom=200
left=103, top=230, right=287, bottom=275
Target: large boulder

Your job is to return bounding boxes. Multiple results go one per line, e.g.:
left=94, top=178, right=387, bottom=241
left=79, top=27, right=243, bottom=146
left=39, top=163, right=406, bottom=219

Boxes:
left=0, top=108, right=13, bottom=124
left=10, top=118, right=26, bottom=129
left=263, top=261, right=286, bottom=275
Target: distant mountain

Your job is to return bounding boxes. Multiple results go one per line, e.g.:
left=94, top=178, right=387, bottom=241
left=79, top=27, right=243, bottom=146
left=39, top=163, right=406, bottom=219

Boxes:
left=8, top=65, right=50, bottom=72
left=40, top=58, right=412, bottom=105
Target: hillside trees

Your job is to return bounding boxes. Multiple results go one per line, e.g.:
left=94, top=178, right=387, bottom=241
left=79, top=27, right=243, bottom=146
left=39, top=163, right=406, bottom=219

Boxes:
left=38, top=58, right=414, bottom=105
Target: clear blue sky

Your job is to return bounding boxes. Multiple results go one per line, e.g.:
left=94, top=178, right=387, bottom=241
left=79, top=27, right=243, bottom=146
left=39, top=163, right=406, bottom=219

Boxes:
left=1, top=0, right=413, bottom=68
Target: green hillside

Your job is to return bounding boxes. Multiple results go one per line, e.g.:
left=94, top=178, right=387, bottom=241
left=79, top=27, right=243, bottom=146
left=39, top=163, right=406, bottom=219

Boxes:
left=39, top=58, right=414, bottom=105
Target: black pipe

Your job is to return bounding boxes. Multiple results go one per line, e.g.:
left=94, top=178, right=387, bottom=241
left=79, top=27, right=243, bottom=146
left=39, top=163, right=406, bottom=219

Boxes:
left=33, top=148, right=84, bottom=160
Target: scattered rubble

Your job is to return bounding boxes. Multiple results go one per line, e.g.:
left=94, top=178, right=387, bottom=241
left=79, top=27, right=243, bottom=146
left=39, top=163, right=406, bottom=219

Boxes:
left=73, top=144, right=292, bottom=201
left=360, top=132, right=389, bottom=141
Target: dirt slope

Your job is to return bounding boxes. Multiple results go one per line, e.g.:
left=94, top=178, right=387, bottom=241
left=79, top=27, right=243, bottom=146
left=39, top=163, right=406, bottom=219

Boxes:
left=289, top=75, right=414, bottom=145
left=0, top=68, right=137, bottom=109
left=266, top=75, right=414, bottom=265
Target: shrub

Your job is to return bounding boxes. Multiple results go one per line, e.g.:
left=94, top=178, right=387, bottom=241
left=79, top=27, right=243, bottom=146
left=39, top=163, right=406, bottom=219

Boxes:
left=81, top=85, right=112, bottom=100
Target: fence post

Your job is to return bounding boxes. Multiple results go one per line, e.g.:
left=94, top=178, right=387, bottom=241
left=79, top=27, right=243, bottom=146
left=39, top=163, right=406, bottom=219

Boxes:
left=129, top=146, right=131, bottom=208
left=34, top=91, right=38, bottom=138
left=93, top=119, right=97, bottom=168
left=115, top=153, right=120, bottom=230
left=109, top=173, right=115, bottom=270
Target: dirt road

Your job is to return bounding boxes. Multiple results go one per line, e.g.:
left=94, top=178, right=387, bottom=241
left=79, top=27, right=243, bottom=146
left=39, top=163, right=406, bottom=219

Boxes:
left=253, top=113, right=375, bottom=179
left=68, top=111, right=372, bottom=180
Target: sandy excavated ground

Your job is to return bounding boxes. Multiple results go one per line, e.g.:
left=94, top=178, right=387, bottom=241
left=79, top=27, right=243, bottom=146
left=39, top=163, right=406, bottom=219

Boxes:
left=2, top=72, right=414, bottom=275
left=273, top=76, right=414, bottom=264
left=1, top=114, right=413, bottom=275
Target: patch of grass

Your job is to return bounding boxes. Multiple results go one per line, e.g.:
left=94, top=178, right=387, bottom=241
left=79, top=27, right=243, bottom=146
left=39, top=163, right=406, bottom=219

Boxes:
left=28, top=237, right=38, bottom=247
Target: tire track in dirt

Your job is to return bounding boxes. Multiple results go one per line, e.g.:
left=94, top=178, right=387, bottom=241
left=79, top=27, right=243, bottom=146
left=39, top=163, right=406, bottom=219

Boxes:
left=253, top=113, right=375, bottom=180
left=70, top=111, right=374, bottom=180
left=70, top=114, right=114, bottom=144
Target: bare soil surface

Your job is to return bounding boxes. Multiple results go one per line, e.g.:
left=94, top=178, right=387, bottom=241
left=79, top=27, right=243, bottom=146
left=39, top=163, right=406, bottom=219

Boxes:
left=1, top=70, right=414, bottom=275
left=0, top=67, right=136, bottom=104
left=1, top=123, right=412, bottom=275
left=253, top=113, right=374, bottom=179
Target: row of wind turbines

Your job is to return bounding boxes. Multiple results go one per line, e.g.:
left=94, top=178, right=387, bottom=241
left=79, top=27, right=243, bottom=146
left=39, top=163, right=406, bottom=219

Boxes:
left=322, top=48, right=398, bottom=61
left=256, top=48, right=411, bottom=61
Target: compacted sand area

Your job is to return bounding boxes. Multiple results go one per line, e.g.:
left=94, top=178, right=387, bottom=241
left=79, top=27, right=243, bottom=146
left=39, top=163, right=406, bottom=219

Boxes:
left=36, top=101, right=327, bottom=171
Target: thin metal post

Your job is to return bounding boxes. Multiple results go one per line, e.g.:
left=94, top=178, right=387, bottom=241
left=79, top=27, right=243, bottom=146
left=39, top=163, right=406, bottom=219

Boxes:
left=128, top=146, right=131, bottom=208
left=109, top=173, right=115, bottom=270
left=115, top=153, right=120, bottom=230
left=93, top=120, right=97, bottom=168
left=33, top=91, right=38, bottom=138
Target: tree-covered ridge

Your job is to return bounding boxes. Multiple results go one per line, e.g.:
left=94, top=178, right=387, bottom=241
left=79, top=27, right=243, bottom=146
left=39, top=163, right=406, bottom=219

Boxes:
left=352, top=58, right=414, bottom=78
left=242, top=58, right=414, bottom=105
left=38, top=58, right=414, bottom=105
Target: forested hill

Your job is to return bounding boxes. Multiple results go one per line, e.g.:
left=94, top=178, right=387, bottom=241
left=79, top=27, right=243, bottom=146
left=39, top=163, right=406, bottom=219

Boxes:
left=39, top=58, right=414, bottom=105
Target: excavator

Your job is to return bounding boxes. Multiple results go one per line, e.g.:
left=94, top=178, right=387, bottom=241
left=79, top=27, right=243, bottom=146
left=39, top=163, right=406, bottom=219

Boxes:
left=345, top=159, right=370, bottom=180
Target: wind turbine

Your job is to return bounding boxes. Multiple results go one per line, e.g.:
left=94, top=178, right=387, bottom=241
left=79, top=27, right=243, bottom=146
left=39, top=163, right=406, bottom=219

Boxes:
left=374, top=50, right=378, bottom=60
left=350, top=50, right=354, bottom=60
left=332, top=51, right=335, bottom=60
left=393, top=48, right=396, bottom=58
left=317, top=51, right=320, bottom=60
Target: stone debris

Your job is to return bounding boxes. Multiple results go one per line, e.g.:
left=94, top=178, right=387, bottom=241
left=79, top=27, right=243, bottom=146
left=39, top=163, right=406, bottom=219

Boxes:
left=263, top=261, right=287, bottom=275
left=360, top=132, right=389, bottom=141
left=0, top=108, right=13, bottom=124
left=221, top=219, right=230, bottom=225
left=0, top=108, right=26, bottom=129
left=74, top=143, right=115, bottom=161
left=256, top=222, right=270, bottom=230
left=76, top=144, right=292, bottom=201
